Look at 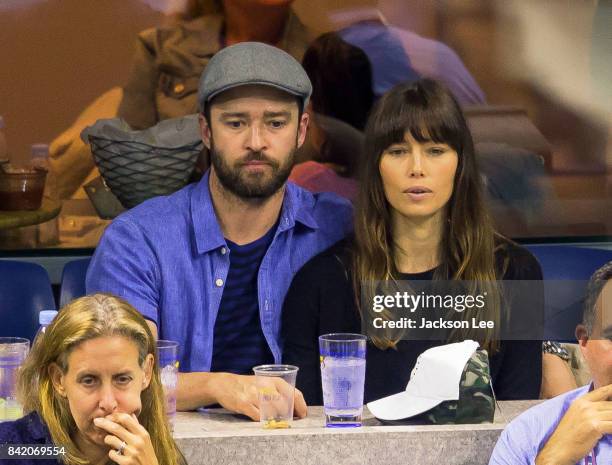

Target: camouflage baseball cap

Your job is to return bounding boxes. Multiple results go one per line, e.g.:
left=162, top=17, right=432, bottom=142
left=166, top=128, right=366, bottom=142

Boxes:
left=401, top=350, right=494, bottom=424
left=368, top=341, right=494, bottom=425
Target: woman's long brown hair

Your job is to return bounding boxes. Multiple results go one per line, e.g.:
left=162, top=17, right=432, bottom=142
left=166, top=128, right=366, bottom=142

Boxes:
left=352, top=79, right=504, bottom=352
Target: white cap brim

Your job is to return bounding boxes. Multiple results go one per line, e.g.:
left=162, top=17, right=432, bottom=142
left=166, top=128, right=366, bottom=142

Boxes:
left=367, top=391, right=444, bottom=421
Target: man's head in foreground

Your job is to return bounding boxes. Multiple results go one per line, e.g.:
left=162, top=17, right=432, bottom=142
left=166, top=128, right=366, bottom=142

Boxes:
left=577, top=260, right=612, bottom=389
left=197, top=42, right=312, bottom=199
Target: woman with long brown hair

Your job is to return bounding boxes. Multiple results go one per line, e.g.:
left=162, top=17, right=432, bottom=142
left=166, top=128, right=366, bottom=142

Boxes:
left=282, top=78, right=543, bottom=405
left=0, top=294, right=186, bottom=465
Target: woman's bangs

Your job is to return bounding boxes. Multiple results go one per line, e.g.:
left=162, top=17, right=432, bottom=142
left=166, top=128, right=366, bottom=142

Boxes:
left=405, top=104, right=464, bottom=152
left=371, top=97, right=464, bottom=156
left=369, top=103, right=410, bottom=156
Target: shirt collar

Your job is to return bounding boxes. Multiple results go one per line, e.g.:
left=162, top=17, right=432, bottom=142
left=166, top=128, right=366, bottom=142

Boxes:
left=190, top=172, right=319, bottom=254
left=278, top=181, right=319, bottom=232
left=191, top=171, right=226, bottom=254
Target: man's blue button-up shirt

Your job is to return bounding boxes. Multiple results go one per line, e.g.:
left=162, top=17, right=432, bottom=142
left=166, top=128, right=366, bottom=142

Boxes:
left=86, top=171, right=353, bottom=372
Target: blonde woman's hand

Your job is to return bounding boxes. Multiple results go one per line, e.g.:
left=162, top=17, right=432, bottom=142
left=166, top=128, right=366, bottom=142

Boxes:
left=94, top=413, right=160, bottom=465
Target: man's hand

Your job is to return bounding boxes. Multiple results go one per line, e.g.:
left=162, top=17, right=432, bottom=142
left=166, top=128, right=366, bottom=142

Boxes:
left=536, top=384, right=612, bottom=465
left=149, top=322, right=307, bottom=421
left=210, top=373, right=307, bottom=421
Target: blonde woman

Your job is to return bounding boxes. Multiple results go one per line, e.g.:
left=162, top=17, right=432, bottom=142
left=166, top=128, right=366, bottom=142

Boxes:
left=0, top=294, right=185, bottom=465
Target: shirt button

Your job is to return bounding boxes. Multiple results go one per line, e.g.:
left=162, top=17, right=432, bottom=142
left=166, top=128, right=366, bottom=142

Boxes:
left=215, top=278, right=224, bottom=287
left=220, top=247, right=227, bottom=255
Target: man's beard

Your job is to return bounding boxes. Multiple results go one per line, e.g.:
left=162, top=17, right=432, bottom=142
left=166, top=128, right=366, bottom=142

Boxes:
left=209, top=140, right=296, bottom=199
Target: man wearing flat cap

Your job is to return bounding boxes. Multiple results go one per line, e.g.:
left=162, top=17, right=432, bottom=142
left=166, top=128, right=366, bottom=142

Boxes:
left=87, top=42, right=353, bottom=419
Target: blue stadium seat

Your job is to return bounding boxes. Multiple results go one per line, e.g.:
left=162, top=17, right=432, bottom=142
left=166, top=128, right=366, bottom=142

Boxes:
left=59, top=258, right=91, bottom=308
left=526, top=245, right=612, bottom=341
left=0, top=260, right=56, bottom=341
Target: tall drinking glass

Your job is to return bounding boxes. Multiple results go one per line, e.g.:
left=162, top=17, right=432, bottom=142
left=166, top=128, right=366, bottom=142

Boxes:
left=319, top=333, right=367, bottom=427
left=156, top=340, right=179, bottom=429
left=0, top=338, right=30, bottom=422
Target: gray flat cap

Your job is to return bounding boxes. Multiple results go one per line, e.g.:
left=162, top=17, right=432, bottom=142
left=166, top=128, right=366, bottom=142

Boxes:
left=198, top=41, right=312, bottom=112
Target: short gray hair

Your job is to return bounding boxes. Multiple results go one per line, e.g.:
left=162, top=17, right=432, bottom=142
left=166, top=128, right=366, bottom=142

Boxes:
left=583, top=260, right=612, bottom=335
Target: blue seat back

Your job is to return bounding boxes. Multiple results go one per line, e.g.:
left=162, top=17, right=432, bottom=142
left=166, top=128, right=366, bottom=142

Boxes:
left=0, top=260, right=56, bottom=341
left=526, top=245, right=612, bottom=341
left=59, top=258, right=91, bottom=308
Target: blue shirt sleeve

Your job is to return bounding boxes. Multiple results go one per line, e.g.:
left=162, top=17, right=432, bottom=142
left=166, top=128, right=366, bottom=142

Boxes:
left=489, top=410, right=546, bottom=465
left=489, top=428, right=535, bottom=465
left=86, top=218, right=160, bottom=326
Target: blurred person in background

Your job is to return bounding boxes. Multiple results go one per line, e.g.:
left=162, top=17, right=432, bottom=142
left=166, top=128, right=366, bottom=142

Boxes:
left=326, top=5, right=485, bottom=105
left=540, top=339, right=593, bottom=399
left=540, top=341, right=579, bottom=399
left=288, top=31, right=375, bottom=202
left=0, top=294, right=186, bottom=465
left=490, top=261, right=612, bottom=465
left=301, top=31, right=375, bottom=132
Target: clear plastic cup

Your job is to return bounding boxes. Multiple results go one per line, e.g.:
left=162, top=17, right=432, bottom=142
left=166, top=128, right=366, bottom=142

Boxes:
left=319, top=333, right=367, bottom=427
left=252, top=364, right=299, bottom=429
left=156, top=340, right=179, bottom=429
left=0, top=338, right=30, bottom=421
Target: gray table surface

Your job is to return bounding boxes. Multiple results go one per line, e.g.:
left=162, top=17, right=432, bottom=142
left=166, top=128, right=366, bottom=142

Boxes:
left=173, top=402, right=541, bottom=465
